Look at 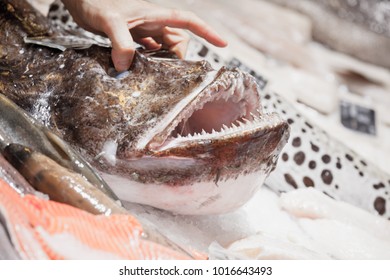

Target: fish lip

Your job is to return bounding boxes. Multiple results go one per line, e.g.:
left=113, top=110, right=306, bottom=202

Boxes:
left=155, top=112, right=287, bottom=153
left=140, top=67, right=287, bottom=153
left=134, top=67, right=220, bottom=150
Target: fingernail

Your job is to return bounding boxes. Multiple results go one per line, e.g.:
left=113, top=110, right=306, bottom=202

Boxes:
left=115, top=60, right=131, bottom=72
left=112, top=49, right=134, bottom=72
left=113, top=54, right=132, bottom=71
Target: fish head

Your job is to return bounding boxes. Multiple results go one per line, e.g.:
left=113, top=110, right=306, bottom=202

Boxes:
left=93, top=51, right=290, bottom=214
left=0, top=0, right=290, bottom=215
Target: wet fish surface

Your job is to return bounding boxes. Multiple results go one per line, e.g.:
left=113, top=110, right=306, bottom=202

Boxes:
left=0, top=153, right=34, bottom=195
left=0, top=0, right=289, bottom=215
left=0, top=93, right=118, bottom=200
left=3, top=143, right=127, bottom=216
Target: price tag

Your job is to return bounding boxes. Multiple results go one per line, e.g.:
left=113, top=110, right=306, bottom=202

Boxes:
left=340, top=100, right=376, bottom=135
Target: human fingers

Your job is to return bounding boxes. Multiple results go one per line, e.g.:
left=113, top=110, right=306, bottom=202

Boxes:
left=161, top=27, right=190, bottom=59
left=102, top=17, right=136, bottom=72
left=144, top=9, right=227, bottom=48
left=137, top=37, right=162, bottom=51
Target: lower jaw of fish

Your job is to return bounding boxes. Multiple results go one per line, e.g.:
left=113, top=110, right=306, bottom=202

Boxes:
left=97, top=113, right=288, bottom=215
left=101, top=169, right=269, bottom=215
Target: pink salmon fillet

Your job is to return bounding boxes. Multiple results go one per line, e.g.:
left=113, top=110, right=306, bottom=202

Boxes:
left=0, top=178, right=199, bottom=259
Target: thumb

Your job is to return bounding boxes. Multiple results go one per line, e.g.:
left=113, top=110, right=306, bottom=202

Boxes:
left=104, top=19, right=135, bottom=72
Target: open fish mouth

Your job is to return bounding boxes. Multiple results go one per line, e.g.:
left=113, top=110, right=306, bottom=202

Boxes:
left=140, top=67, right=286, bottom=154
left=105, top=66, right=290, bottom=215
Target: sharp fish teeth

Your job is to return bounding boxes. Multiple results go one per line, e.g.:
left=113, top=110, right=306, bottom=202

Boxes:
left=242, top=117, right=250, bottom=123
left=236, top=120, right=244, bottom=127
left=229, top=85, right=235, bottom=95
left=223, top=93, right=229, bottom=101
left=251, top=113, right=260, bottom=121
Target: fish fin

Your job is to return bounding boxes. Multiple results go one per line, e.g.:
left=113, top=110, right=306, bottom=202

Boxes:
left=23, top=35, right=101, bottom=51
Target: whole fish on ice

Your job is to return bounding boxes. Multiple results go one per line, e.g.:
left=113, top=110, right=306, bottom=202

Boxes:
left=0, top=0, right=289, bottom=215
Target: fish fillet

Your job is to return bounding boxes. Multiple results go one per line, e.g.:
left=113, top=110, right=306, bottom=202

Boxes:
left=0, top=179, right=194, bottom=260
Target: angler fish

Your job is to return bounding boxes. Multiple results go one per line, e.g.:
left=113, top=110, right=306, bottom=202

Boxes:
left=0, top=0, right=289, bottom=215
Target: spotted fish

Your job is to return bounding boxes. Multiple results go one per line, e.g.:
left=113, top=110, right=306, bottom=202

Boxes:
left=187, top=39, right=390, bottom=219
left=0, top=0, right=289, bottom=215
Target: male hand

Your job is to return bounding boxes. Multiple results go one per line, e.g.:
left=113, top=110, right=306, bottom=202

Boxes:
left=62, top=0, right=227, bottom=71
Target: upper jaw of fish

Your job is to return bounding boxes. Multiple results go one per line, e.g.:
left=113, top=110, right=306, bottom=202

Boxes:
left=136, top=67, right=288, bottom=159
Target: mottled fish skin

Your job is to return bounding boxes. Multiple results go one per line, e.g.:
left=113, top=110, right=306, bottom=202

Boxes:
left=46, top=0, right=111, bottom=49
left=186, top=40, right=390, bottom=219
left=0, top=0, right=289, bottom=214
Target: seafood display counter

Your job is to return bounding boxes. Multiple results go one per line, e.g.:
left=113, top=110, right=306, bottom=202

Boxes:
left=1, top=0, right=390, bottom=259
